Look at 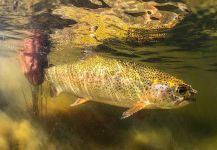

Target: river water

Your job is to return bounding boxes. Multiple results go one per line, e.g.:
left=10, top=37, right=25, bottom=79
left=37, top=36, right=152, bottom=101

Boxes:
left=0, top=0, right=217, bottom=150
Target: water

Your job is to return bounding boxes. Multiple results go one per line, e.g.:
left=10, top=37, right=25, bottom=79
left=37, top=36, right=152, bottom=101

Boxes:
left=0, top=0, right=217, bottom=150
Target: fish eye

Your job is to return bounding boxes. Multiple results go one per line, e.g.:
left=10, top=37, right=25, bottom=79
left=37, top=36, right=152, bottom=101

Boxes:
left=177, top=86, right=187, bottom=95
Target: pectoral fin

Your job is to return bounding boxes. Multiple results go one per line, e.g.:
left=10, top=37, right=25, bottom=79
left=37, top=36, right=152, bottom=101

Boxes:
left=121, top=101, right=151, bottom=119
left=50, top=85, right=63, bottom=97
left=70, top=98, right=89, bottom=107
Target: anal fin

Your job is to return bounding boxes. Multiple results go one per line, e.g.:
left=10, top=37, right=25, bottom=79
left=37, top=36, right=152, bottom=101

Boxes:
left=70, top=98, right=89, bottom=107
left=121, top=101, right=151, bottom=119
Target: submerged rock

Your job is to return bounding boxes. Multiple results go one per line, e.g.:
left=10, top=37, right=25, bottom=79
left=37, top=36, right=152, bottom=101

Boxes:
left=51, top=1, right=191, bottom=50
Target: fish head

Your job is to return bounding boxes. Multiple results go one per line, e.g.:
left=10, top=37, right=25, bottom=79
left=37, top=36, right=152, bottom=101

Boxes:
left=144, top=78, right=197, bottom=109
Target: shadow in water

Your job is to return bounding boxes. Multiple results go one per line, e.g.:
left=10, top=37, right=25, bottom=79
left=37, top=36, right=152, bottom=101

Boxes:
left=29, top=13, right=77, bottom=31
left=0, top=0, right=77, bottom=34
left=68, top=0, right=110, bottom=8
left=206, top=62, right=217, bottom=72
left=0, top=92, right=9, bottom=110
left=96, top=44, right=141, bottom=58
left=37, top=101, right=217, bottom=149
left=141, top=56, right=182, bottom=63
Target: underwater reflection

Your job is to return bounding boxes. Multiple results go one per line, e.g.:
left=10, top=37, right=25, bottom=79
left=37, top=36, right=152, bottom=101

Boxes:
left=19, top=30, right=49, bottom=85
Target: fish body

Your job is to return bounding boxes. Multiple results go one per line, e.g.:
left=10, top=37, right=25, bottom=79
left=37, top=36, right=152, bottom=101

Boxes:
left=45, top=56, right=197, bottom=118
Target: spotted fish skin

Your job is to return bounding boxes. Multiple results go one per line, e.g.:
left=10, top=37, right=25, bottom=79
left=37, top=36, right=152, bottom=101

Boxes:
left=45, top=56, right=197, bottom=112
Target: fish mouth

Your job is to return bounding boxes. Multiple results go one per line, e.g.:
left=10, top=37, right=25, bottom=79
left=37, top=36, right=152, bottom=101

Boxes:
left=187, top=89, right=198, bottom=102
left=174, top=98, right=188, bottom=106
left=191, top=89, right=198, bottom=95
left=174, top=89, right=197, bottom=106
left=177, top=97, right=196, bottom=105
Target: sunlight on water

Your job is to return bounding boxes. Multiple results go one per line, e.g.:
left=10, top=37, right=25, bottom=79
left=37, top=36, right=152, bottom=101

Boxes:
left=0, top=0, right=217, bottom=150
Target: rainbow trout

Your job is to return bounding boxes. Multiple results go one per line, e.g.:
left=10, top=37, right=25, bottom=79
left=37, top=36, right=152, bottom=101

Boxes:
left=45, top=56, right=197, bottom=119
